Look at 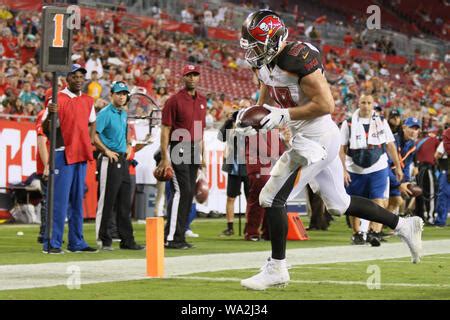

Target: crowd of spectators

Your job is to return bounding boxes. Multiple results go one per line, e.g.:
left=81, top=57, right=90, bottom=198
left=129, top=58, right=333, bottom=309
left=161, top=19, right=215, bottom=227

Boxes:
left=324, top=46, right=449, bottom=129
left=0, top=4, right=248, bottom=124
left=0, top=4, right=448, bottom=134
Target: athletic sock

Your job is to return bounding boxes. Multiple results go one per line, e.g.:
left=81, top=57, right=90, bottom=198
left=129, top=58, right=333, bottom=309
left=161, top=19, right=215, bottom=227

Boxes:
left=227, top=222, right=233, bottom=230
left=266, top=207, right=288, bottom=260
left=270, top=257, right=287, bottom=267
left=394, top=217, right=406, bottom=232
left=345, top=196, right=399, bottom=230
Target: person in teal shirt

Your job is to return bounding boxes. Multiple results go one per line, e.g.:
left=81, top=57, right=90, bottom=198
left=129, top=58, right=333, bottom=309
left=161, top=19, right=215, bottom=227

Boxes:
left=19, top=81, right=42, bottom=105
left=94, top=81, right=144, bottom=251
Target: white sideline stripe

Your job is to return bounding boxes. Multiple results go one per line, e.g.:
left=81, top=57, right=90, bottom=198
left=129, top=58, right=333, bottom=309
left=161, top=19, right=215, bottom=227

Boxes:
left=167, top=171, right=180, bottom=242
left=95, top=156, right=109, bottom=240
left=380, top=260, right=442, bottom=264
left=173, top=276, right=450, bottom=289
left=290, top=266, right=348, bottom=270
left=1, top=239, right=450, bottom=291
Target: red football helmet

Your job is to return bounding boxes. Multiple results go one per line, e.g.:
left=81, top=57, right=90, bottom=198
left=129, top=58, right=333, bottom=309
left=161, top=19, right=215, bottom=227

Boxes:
left=240, top=10, right=288, bottom=68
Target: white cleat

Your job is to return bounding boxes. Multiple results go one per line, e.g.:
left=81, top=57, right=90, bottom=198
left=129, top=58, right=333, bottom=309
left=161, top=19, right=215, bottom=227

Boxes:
left=241, top=258, right=290, bottom=290
left=185, top=230, right=199, bottom=238
left=395, top=216, right=424, bottom=263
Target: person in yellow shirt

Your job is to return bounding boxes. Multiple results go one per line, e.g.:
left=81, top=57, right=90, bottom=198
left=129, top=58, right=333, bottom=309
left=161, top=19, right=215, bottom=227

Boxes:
left=0, top=5, right=13, bottom=21
left=85, top=70, right=102, bottom=101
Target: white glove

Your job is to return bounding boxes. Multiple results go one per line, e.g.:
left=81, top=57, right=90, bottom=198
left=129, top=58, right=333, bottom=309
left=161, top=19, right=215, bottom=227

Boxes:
left=235, top=108, right=248, bottom=124
left=260, top=104, right=291, bottom=130
left=235, top=126, right=257, bottom=136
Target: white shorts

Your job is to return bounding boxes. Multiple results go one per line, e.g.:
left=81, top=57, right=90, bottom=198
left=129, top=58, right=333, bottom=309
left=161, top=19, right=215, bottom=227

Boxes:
left=259, top=126, right=351, bottom=215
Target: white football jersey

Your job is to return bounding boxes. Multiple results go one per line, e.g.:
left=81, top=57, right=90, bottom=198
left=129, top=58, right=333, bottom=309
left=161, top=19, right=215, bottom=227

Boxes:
left=256, top=41, right=336, bottom=139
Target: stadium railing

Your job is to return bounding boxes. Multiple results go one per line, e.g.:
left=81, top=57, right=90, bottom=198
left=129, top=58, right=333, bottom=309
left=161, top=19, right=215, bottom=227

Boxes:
left=0, top=114, right=37, bottom=123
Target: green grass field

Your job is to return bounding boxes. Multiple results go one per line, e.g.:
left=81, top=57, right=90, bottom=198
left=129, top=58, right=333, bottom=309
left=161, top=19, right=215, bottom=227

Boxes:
left=0, top=216, right=449, bottom=300
left=1, top=254, right=449, bottom=300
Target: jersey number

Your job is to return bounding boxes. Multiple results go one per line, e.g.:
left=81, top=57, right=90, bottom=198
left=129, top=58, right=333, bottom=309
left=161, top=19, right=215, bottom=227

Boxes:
left=52, top=14, right=64, bottom=48
left=267, top=86, right=296, bottom=109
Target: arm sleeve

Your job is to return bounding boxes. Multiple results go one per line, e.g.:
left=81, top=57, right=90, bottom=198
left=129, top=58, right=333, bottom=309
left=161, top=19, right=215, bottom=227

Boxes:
left=95, top=110, right=108, bottom=134
left=89, top=105, right=96, bottom=123
left=278, top=42, right=323, bottom=80
left=340, top=120, right=350, bottom=146
left=161, top=96, right=176, bottom=127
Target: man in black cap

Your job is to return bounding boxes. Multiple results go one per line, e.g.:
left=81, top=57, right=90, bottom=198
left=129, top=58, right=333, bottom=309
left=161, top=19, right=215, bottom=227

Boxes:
left=387, top=109, right=402, bottom=135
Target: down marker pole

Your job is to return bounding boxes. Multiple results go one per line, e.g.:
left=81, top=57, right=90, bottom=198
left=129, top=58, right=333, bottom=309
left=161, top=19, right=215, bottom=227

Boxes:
left=146, top=217, right=164, bottom=277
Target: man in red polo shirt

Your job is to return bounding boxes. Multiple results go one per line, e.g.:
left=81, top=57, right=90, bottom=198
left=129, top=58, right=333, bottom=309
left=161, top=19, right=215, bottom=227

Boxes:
left=156, top=64, right=207, bottom=249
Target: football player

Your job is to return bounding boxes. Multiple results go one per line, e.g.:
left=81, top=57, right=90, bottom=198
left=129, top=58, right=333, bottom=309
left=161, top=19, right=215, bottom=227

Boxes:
left=237, top=10, right=424, bottom=290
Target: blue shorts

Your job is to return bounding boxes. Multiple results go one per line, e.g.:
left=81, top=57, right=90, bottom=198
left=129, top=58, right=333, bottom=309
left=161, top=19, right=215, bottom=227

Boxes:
left=388, top=169, right=401, bottom=197
left=346, top=168, right=389, bottom=200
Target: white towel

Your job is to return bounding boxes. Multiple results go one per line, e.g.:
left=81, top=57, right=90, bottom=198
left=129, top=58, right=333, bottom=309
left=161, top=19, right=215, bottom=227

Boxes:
left=349, top=109, right=386, bottom=149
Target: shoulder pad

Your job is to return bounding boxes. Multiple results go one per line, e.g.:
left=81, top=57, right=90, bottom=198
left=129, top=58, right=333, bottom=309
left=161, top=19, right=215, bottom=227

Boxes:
left=277, top=42, right=323, bottom=80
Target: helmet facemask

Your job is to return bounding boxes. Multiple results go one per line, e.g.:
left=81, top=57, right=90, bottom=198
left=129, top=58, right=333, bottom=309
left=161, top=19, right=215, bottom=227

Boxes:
left=240, top=27, right=288, bottom=68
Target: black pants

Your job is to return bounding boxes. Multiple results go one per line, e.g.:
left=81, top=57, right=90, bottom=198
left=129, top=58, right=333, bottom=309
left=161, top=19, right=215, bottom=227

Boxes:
left=306, top=184, right=332, bottom=230
left=109, top=174, right=136, bottom=237
left=165, top=142, right=201, bottom=243
left=414, top=164, right=437, bottom=222
left=38, top=175, right=47, bottom=238
left=165, top=161, right=199, bottom=243
left=97, top=154, right=135, bottom=247
left=227, top=173, right=250, bottom=198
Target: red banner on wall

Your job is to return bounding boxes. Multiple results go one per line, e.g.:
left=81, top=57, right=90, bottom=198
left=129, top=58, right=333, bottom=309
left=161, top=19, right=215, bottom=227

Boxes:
left=2, top=0, right=43, bottom=11
left=0, top=120, right=37, bottom=189
left=207, top=27, right=239, bottom=41
left=0, top=120, right=97, bottom=219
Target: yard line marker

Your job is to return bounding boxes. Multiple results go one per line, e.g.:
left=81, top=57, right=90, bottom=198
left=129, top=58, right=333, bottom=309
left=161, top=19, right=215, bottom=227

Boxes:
left=173, top=276, right=450, bottom=289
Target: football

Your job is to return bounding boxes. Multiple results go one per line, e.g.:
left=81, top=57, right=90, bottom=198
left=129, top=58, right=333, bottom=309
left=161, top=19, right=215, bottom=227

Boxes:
left=237, top=105, right=270, bottom=130
left=195, top=178, right=209, bottom=203
left=153, top=166, right=174, bottom=181
left=407, top=183, right=423, bottom=197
